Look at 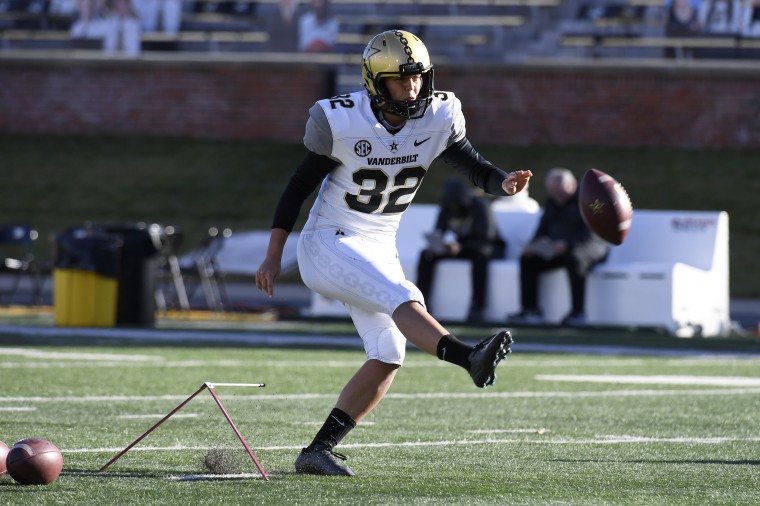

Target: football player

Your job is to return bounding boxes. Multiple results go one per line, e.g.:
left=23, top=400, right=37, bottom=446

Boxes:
left=256, top=29, right=532, bottom=476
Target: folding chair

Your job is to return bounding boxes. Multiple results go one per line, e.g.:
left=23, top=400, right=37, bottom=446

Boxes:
left=0, top=222, right=44, bottom=305
left=180, top=227, right=232, bottom=312
left=151, top=224, right=190, bottom=312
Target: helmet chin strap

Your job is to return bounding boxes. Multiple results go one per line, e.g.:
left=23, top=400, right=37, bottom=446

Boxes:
left=374, top=104, right=405, bottom=133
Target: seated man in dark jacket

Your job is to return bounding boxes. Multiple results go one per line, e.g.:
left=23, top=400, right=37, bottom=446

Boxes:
left=416, top=179, right=505, bottom=323
left=508, top=168, right=609, bottom=326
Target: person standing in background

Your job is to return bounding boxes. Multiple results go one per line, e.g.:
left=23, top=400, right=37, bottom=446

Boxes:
left=298, top=0, right=338, bottom=52
left=264, top=0, right=302, bottom=51
left=102, top=0, right=142, bottom=55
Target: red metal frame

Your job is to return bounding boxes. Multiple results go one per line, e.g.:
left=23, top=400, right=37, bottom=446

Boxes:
left=99, top=382, right=268, bottom=481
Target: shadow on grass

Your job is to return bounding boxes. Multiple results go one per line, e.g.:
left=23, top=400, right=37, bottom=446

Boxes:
left=61, top=466, right=287, bottom=480
left=61, top=467, right=166, bottom=479
left=0, top=468, right=161, bottom=491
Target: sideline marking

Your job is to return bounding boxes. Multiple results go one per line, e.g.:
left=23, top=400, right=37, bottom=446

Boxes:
left=536, top=374, right=760, bottom=387
left=0, top=359, right=354, bottom=369
left=168, top=473, right=266, bottom=481
left=468, top=428, right=549, bottom=434
left=118, top=413, right=200, bottom=420
left=3, top=387, right=760, bottom=404
left=62, top=435, right=760, bottom=454
left=3, top=324, right=759, bottom=358
left=0, top=348, right=160, bottom=362
left=1, top=358, right=686, bottom=369
left=667, top=358, right=760, bottom=366
left=0, top=406, right=36, bottom=412
left=5, top=355, right=759, bottom=370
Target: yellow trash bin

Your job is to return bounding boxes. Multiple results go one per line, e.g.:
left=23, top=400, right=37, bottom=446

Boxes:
left=53, top=229, right=122, bottom=327
left=53, top=269, right=118, bottom=327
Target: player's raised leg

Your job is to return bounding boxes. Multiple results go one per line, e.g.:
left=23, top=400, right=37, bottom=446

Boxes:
left=392, top=301, right=513, bottom=388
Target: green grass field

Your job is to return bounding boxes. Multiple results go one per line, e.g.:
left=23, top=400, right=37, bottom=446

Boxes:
left=1, top=329, right=758, bottom=505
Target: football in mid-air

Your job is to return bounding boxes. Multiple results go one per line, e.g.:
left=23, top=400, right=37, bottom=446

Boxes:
left=0, top=440, right=9, bottom=477
left=6, top=438, right=64, bottom=485
left=578, top=168, right=633, bottom=245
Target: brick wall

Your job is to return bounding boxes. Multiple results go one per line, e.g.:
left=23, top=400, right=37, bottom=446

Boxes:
left=2, top=56, right=759, bottom=148
left=442, top=64, right=760, bottom=149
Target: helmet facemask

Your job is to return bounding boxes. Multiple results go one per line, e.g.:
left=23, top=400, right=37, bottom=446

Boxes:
left=362, top=30, right=435, bottom=120
left=370, top=64, right=434, bottom=120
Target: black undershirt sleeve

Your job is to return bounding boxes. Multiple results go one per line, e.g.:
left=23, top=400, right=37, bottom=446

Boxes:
left=438, top=137, right=509, bottom=197
left=271, top=151, right=340, bottom=232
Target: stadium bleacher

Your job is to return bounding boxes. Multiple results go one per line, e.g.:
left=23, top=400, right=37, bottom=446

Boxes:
left=0, top=0, right=575, bottom=60
left=0, top=0, right=759, bottom=61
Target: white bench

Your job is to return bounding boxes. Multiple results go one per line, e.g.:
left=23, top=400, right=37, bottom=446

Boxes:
left=308, top=205, right=731, bottom=337
left=585, top=210, right=730, bottom=337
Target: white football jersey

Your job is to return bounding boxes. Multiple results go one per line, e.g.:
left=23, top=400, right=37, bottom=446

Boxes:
left=302, top=90, right=466, bottom=238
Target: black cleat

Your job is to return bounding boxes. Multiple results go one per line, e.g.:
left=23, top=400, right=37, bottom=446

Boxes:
left=294, top=444, right=355, bottom=476
left=468, top=330, right=513, bottom=388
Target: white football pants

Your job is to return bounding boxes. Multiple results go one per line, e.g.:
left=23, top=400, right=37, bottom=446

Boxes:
left=297, top=226, right=425, bottom=365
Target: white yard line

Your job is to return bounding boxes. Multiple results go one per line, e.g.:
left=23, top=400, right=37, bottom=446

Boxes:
left=536, top=374, right=760, bottom=387
left=0, top=362, right=152, bottom=369
left=0, top=406, right=36, bottom=411
left=0, top=360, right=248, bottom=369
left=468, top=428, right=549, bottom=434
left=0, top=359, right=637, bottom=369
left=168, top=473, right=266, bottom=481
left=67, top=445, right=241, bottom=454
left=2, top=324, right=759, bottom=358
left=5, top=357, right=747, bottom=370
left=666, top=358, right=760, bottom=366
left=384, top=387, right=760, bottom=398
left=335, top=436, right=760, bottom=448
left=117, top=413, right=200, bottom=419
left=0, top=348, right=161, bottom=362
left=66, top=435, right=760, bottom=455
left=2, top=387, right=760, bottom=404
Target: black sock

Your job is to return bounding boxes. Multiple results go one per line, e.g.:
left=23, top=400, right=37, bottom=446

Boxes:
left=436, top=334, right=473, bottom=370
left=307, top=408, right=356, bottom=451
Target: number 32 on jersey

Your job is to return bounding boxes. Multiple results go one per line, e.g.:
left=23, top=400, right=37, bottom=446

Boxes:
left=345, top=166, right=426, bottom=215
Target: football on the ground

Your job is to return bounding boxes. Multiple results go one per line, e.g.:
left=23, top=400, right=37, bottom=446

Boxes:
left=578, top=168, right=633, bottom=245
left=0, top=440, right=9, bottom=476
left=6, top=438, right=64, bottom=485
